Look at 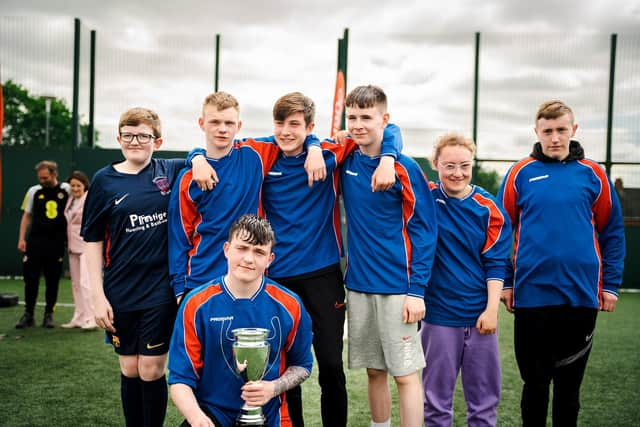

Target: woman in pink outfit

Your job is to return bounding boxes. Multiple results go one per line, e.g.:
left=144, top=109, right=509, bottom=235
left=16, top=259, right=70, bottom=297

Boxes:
left=61, top=171, right=96, bottom=329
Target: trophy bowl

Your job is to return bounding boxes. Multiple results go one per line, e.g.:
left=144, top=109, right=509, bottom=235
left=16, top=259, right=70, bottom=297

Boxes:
left=232, top=328, right=270, bottom=427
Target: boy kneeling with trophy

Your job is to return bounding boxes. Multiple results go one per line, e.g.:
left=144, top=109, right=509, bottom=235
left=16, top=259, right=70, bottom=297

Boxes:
left=168, top=215, right=313, bottom=427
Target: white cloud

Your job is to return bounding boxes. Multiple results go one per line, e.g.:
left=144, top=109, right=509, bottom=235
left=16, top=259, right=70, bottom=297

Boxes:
left=2, top=0, right=640, bottom=185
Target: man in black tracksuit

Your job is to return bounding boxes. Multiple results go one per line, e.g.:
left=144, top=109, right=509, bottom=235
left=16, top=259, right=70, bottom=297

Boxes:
left=16, top=160, right=69, bottom=329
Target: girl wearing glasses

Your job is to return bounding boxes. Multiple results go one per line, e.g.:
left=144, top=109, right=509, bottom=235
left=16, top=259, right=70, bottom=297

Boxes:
left=421, top=133, right=512, bottom=427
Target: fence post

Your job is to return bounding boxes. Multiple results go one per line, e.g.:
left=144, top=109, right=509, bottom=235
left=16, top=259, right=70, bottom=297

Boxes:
left=214, top=34, right=221, bottom=92
left=71, top=18, right=81, bottom=167
left=88, top=30, right=96, bottom=148
left=339, top=28, right=349, bottom=131
left=472, top=32, right=481, bottom=182
left=605, top=33, right=617, bottom=177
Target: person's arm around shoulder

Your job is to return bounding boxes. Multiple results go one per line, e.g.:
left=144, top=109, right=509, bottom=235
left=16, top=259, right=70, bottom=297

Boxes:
left=186, top=148, right=219, bottom=191
left=372, top=123, right=403, bottom=191
left=170, top=384, right=215, bottom=427
left=86, top=241, right=115, bottom=333
left=304, top=134, right=327, bottom=187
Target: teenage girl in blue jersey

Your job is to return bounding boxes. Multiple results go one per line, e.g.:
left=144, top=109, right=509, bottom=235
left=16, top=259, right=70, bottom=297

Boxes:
left=421, top=133, right=512, bottom=426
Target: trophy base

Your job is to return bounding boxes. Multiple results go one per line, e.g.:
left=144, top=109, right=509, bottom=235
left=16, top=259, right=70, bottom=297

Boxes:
left=235, top=405, right=268, bottom=426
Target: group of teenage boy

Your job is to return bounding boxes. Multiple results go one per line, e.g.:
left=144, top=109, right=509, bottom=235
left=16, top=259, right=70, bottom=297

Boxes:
left=16, top=82, right=625, bottom=427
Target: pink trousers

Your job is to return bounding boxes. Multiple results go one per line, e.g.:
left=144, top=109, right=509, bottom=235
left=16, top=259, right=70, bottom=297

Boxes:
left=68, top=252, right=94, bottom=325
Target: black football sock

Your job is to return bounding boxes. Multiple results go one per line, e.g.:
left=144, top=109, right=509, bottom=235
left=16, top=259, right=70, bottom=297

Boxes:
left=120, top=374, right=144, bottom=427
left=141, top=375, right=168, bottom=427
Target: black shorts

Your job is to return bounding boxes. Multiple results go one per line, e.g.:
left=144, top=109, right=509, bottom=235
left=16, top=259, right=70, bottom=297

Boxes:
left=107, top=302, right=178, bottom=356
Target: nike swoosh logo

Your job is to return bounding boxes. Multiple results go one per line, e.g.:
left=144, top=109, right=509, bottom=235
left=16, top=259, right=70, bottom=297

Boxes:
left=334, top=302, right=346, bottom=309
left=585, top=332, right=594, bottom=342
left=146, top=342, right=164, bottom=349
left=115, top=194, right=129, bottom=205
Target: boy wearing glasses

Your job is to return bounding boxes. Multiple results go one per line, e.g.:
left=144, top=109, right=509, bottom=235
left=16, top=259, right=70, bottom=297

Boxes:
left=82, top=107, right=214, bottom=427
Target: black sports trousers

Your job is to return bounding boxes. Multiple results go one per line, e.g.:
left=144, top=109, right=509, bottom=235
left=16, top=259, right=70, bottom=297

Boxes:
left=22, top=247, right=64, bottom=315
left=271, top=263, right=348, bottom=427
left=514, top=305, right=598, bottom=427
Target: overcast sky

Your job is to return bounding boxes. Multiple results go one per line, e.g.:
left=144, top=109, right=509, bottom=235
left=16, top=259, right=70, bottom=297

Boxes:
left=2, top=0, right=640, bottom=183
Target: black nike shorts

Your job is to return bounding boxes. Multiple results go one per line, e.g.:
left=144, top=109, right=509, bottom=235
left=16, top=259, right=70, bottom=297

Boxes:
left=107, top=301, right=178, bottom=356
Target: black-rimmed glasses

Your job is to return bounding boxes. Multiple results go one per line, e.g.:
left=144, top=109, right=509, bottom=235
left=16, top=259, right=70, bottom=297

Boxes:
left=119, top=133, right=156, bottom=144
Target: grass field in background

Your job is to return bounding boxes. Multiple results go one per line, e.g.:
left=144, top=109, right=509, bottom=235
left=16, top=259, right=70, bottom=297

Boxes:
left=1, top=279, right=639, bottom=426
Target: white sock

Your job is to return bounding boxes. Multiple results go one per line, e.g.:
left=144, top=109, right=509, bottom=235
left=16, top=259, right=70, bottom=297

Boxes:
left=371, top=420, right=391, bottom=427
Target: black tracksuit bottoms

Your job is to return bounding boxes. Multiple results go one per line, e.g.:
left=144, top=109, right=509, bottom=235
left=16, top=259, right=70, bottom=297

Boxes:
left=272, top=264, right=348, bottom=427
left=514, top=305, right=598, bottom=427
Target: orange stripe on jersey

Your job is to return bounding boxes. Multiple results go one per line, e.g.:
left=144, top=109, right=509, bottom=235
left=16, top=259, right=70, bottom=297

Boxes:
left=264, top=284, right=301, bottom=351
left=578, top=159, right=611, bottom=300
left=278, top=348, right=292, bottom=427
left=578, top=159, right=611, bottom=298
left=238, top=138, right=281, bottom=176
left=331, top=170, right=343, bottom=256
left=578, top=159, right=612, bottom=233
left=502, top=158, right=536, bottom=226
left=472, top=193, right=507, bottom=254
left=278, top=391, right=292, bottom=426
left=234, top=140, right=280, bottom=219
left=429, top=181, right=438, bottom=190
left=320, top=137, right=359, bottom=165
left=178, top=171, right=202, bottom=275
left=590, top=217, right=604, bottom=300
left=395, top=163, right=417, bottom=279
left=502, top=158, right=534, bottom=276
left=104, top=228, right=112, bottom=267
left=182, top=284, right=223, bottom=378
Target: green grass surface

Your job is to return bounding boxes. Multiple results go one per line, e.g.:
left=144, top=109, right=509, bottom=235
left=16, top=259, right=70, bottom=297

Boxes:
left=1, top=279, right=639, bottom=426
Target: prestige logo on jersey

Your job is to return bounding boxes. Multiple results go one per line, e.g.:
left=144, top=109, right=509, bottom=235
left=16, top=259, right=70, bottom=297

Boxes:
left=126, top=211, right=168, bottom=233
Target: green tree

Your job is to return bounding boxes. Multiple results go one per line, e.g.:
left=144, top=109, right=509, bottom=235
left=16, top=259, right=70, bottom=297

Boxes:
left=473, top=165, right=501, bottom=196
left=1, top=79, right=95, bottom=147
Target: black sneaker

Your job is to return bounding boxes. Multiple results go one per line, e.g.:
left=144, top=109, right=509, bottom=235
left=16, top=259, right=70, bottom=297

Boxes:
left=15, top=312, right=35, bottom=329
left=42, top=313, right=55, bottom=329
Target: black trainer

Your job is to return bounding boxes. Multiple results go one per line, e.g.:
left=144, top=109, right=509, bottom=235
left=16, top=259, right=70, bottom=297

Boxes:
left=15, top=312, right=35, bottom=329
left=42, top=313, right=55, bottom=329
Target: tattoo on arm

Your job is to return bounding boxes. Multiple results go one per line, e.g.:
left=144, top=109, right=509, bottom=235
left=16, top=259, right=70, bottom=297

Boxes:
left=272, top=366, right=310, bottom=396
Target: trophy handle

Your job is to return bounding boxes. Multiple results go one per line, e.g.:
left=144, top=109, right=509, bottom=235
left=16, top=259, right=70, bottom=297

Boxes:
left=261, top=317, right=282, bottom=378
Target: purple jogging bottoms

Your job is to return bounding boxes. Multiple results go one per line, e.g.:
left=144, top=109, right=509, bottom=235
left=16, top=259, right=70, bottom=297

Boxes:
left=420, top=321, right=501, bottom=427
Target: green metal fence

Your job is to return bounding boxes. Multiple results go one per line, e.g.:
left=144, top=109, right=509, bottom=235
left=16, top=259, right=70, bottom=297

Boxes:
left=1, top=17, right=638, bottom=286
left=0, top=146, right=185, bottom=276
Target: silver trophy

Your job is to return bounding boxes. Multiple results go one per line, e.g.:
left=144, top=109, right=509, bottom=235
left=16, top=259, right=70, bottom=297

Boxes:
left=232, top=328, right=270, bottom=427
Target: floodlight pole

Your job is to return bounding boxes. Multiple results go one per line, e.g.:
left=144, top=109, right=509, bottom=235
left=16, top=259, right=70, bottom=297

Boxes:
left=43, top=96, right=55, bottom=147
